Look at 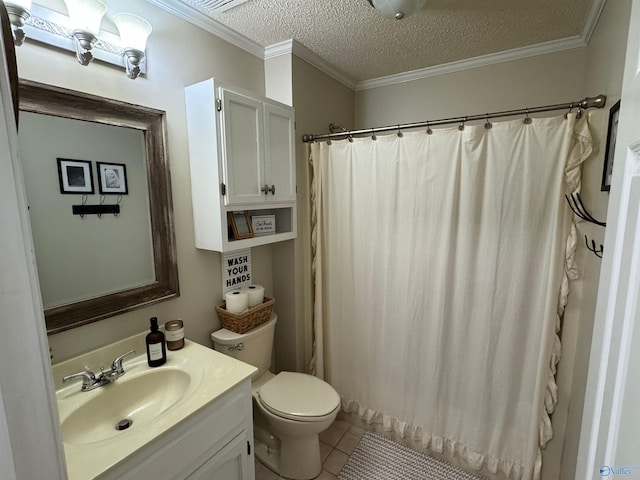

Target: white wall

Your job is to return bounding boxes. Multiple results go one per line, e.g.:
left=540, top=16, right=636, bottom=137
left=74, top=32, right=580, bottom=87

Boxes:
left=351, top=13, right=630, bottom=478
left=554, top=1, right=631, bottom=479
left=292, top=55, right=355, bottom=372
left=265, top=54, right=293, bottom=106
left=263, top=53, right=356, bottom=373
left=354, top=48, right=587, bottom=128
left=17, top=0, right=273, bottom=362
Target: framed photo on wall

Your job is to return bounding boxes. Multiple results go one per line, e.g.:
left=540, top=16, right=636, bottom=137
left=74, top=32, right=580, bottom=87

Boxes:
left=97, top=162, right=128, bottom=195
left=601, top=100, right=621, bottom=192
left=228, top=211, right=254, bottom=240
left=56, top=158, right=94, bottom=194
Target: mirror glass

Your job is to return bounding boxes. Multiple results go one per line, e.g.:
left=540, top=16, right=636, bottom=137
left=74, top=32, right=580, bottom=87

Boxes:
left=19, top=80, right=179, bottom=334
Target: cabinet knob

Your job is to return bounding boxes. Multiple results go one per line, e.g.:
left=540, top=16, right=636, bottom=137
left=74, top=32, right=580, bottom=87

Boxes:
left=261, top=185, right=276, bottom=195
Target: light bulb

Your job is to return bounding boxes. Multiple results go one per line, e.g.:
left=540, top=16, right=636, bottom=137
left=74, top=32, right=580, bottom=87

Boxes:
left=5, top=0, right=32, bottom=10
left=63, top=0, right=108, bottom=36
left=113, top=13, right=152, bottom=52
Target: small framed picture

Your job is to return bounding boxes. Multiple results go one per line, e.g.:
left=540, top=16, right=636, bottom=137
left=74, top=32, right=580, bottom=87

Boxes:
left=97, top=162, right=128, bottom=195
left=56, top=158, right=94, bottom=194
left=601, top=100, right=620, bottom=192
left=228, top=211, right=254, bottom=240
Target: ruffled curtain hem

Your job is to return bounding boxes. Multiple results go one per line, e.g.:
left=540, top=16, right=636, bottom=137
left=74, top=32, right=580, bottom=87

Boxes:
left=341, top=397, right=527, bottom=480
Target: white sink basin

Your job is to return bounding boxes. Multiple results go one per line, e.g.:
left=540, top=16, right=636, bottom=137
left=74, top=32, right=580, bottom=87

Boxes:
left=61, top=367, right=192, bottom=445
left=53, top=337, right=256, bottom=480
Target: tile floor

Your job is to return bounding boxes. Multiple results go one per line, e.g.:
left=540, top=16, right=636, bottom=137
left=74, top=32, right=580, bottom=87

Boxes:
left=254, top=419, right=366, bottom=480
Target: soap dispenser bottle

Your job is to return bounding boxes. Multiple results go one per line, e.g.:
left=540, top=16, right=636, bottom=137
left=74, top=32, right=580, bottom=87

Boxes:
left=146, top=317, right=166, bottom=367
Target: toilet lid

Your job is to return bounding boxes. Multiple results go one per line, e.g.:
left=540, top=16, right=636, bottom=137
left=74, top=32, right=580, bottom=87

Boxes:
left=258, top=372, right=340, bottom=420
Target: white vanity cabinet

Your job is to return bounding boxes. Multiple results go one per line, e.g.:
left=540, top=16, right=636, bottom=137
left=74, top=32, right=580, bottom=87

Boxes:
left=185, top=78, right=296, bottom=252
left=102, top=380, right=254, bottom=480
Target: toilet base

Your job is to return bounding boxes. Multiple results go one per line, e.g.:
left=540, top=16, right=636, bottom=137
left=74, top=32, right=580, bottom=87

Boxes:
left=254, top=425, right=281, bottom=474
left=278, top=433, right=322, bottom=480
left=253, top=424, right=322, bottom=480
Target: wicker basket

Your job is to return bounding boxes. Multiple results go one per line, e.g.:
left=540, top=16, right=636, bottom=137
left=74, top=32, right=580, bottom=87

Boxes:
left=215, top=297, right=274, bottom=334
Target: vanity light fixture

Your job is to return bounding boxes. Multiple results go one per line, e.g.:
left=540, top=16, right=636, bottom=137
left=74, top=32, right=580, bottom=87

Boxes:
left=13, top=3, right=151, bottom=78
left=113, top=12, right=152, bottom=80
left=4, top=0, right=32, bottom=46
left=367, top=0, right=427, bottom=20
left=63, top=0, right=108, bottom=65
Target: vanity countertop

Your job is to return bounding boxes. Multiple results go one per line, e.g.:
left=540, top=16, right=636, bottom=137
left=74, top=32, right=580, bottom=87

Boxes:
left=52, top=335, right=256, bottom=480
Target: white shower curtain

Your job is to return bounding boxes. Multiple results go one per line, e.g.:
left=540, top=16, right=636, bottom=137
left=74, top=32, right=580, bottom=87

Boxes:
left=310, top=115, right=592, bottom=480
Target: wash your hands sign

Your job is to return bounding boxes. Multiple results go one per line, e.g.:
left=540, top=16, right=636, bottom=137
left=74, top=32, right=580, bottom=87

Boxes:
left=222, top=249, right=252, bottom=294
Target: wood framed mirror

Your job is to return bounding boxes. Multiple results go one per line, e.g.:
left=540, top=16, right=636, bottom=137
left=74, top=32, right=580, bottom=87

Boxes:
left=19, top=80, right=179, bottom=334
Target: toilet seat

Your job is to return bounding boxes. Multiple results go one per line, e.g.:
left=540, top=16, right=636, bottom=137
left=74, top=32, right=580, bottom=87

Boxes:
left=258, top=372, right=340, bottom=422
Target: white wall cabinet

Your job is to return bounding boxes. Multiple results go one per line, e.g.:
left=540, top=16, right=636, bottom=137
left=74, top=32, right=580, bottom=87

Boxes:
left=186, top=78, right=296, bottom=252
left=102, top=380, right=254, bottom=480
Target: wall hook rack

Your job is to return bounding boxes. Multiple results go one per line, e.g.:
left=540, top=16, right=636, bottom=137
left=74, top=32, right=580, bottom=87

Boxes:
left=585, top=235, right=604, bottom=258
left=72, top=204, right=120, bottom=218
left=565, top=193, right=606, bottom=227
left=565, top=193, right=606, bottom=259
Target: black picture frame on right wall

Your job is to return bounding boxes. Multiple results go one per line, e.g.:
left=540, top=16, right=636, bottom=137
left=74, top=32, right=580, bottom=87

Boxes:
left=601, top=99, right=621, bottom=192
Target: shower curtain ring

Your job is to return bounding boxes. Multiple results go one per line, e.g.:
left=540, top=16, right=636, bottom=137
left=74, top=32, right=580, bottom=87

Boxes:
left=426, top=121, right=433, bottom=135
left=458, top=117, right=467, bottom=131
left=565, top=103, right=574, bottom=119
left=327, top=139, right=332, bottom=145
left=523, top=109, right=532, bottom=125
left=371, top=128, right=377, bottom=141
left=576, top=106, right=584, bottom=119
left=348, top=134, right=354, bottom=143
left=397, top=125, right=403, bottom=138
left=484, top=114, right=492, bottom=129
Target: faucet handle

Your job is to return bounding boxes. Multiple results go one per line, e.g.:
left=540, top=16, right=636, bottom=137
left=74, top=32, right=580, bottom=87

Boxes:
left=111, top=350, right=136, bottom=374
left=63, top=371, right=97, bottom=391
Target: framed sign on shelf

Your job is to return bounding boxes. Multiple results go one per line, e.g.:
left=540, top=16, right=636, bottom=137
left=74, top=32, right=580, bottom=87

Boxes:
left=251, top=214, right=276, bottom=235
left=228, top=211, right=254, bottom=240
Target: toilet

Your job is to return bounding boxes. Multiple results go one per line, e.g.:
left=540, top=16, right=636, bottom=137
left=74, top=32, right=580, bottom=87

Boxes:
left=211, top=314, right=340, bottom=480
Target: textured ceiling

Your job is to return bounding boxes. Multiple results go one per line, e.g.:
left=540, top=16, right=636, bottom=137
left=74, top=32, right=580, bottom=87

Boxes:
left=167, top=0, right=597, bottom=84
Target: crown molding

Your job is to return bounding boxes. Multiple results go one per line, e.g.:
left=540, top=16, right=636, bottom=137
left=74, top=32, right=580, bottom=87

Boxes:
left=148, top=0, right=607, bottom=92
left=355, top=35, right=587, bottom=91
left=580, top=0, right=607, bottom=45
left=355, top=0, right=606, bottom=91
left=265, top=40, right=357, bottom=90
left=146, top=0, right=264, bottom=58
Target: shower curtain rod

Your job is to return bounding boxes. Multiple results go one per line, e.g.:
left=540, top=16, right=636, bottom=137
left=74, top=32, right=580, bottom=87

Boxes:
left=301, top=94, right=607, bottom=143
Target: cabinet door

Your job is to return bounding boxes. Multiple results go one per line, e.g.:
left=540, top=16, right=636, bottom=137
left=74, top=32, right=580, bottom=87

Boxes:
left=220, top=88, right=265, bottom=206
left=264, top=102, right=296, bottom=204
left=187, top=432, right=252, bottom=480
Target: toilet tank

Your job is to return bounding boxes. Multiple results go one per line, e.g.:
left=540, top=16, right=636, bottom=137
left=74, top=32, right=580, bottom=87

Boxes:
left=211, top=313, right=277, bottom=379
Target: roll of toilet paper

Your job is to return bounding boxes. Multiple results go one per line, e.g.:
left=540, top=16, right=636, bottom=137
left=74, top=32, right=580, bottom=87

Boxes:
left=225, top=289, right=249, bottom=314
left=243, top=284, right=265, bottom=307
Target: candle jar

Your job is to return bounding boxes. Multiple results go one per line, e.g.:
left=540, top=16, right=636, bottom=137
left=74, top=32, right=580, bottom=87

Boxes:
left=165, top=319, right=185, bottom=350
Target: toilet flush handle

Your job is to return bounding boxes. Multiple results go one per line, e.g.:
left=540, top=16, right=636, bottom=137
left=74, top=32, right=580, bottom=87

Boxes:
left=228, top=343, right=244, bottom=352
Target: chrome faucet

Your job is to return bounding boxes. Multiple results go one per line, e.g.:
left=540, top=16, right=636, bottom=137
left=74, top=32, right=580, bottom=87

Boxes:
left=62, top=350, right=136, bottom=392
